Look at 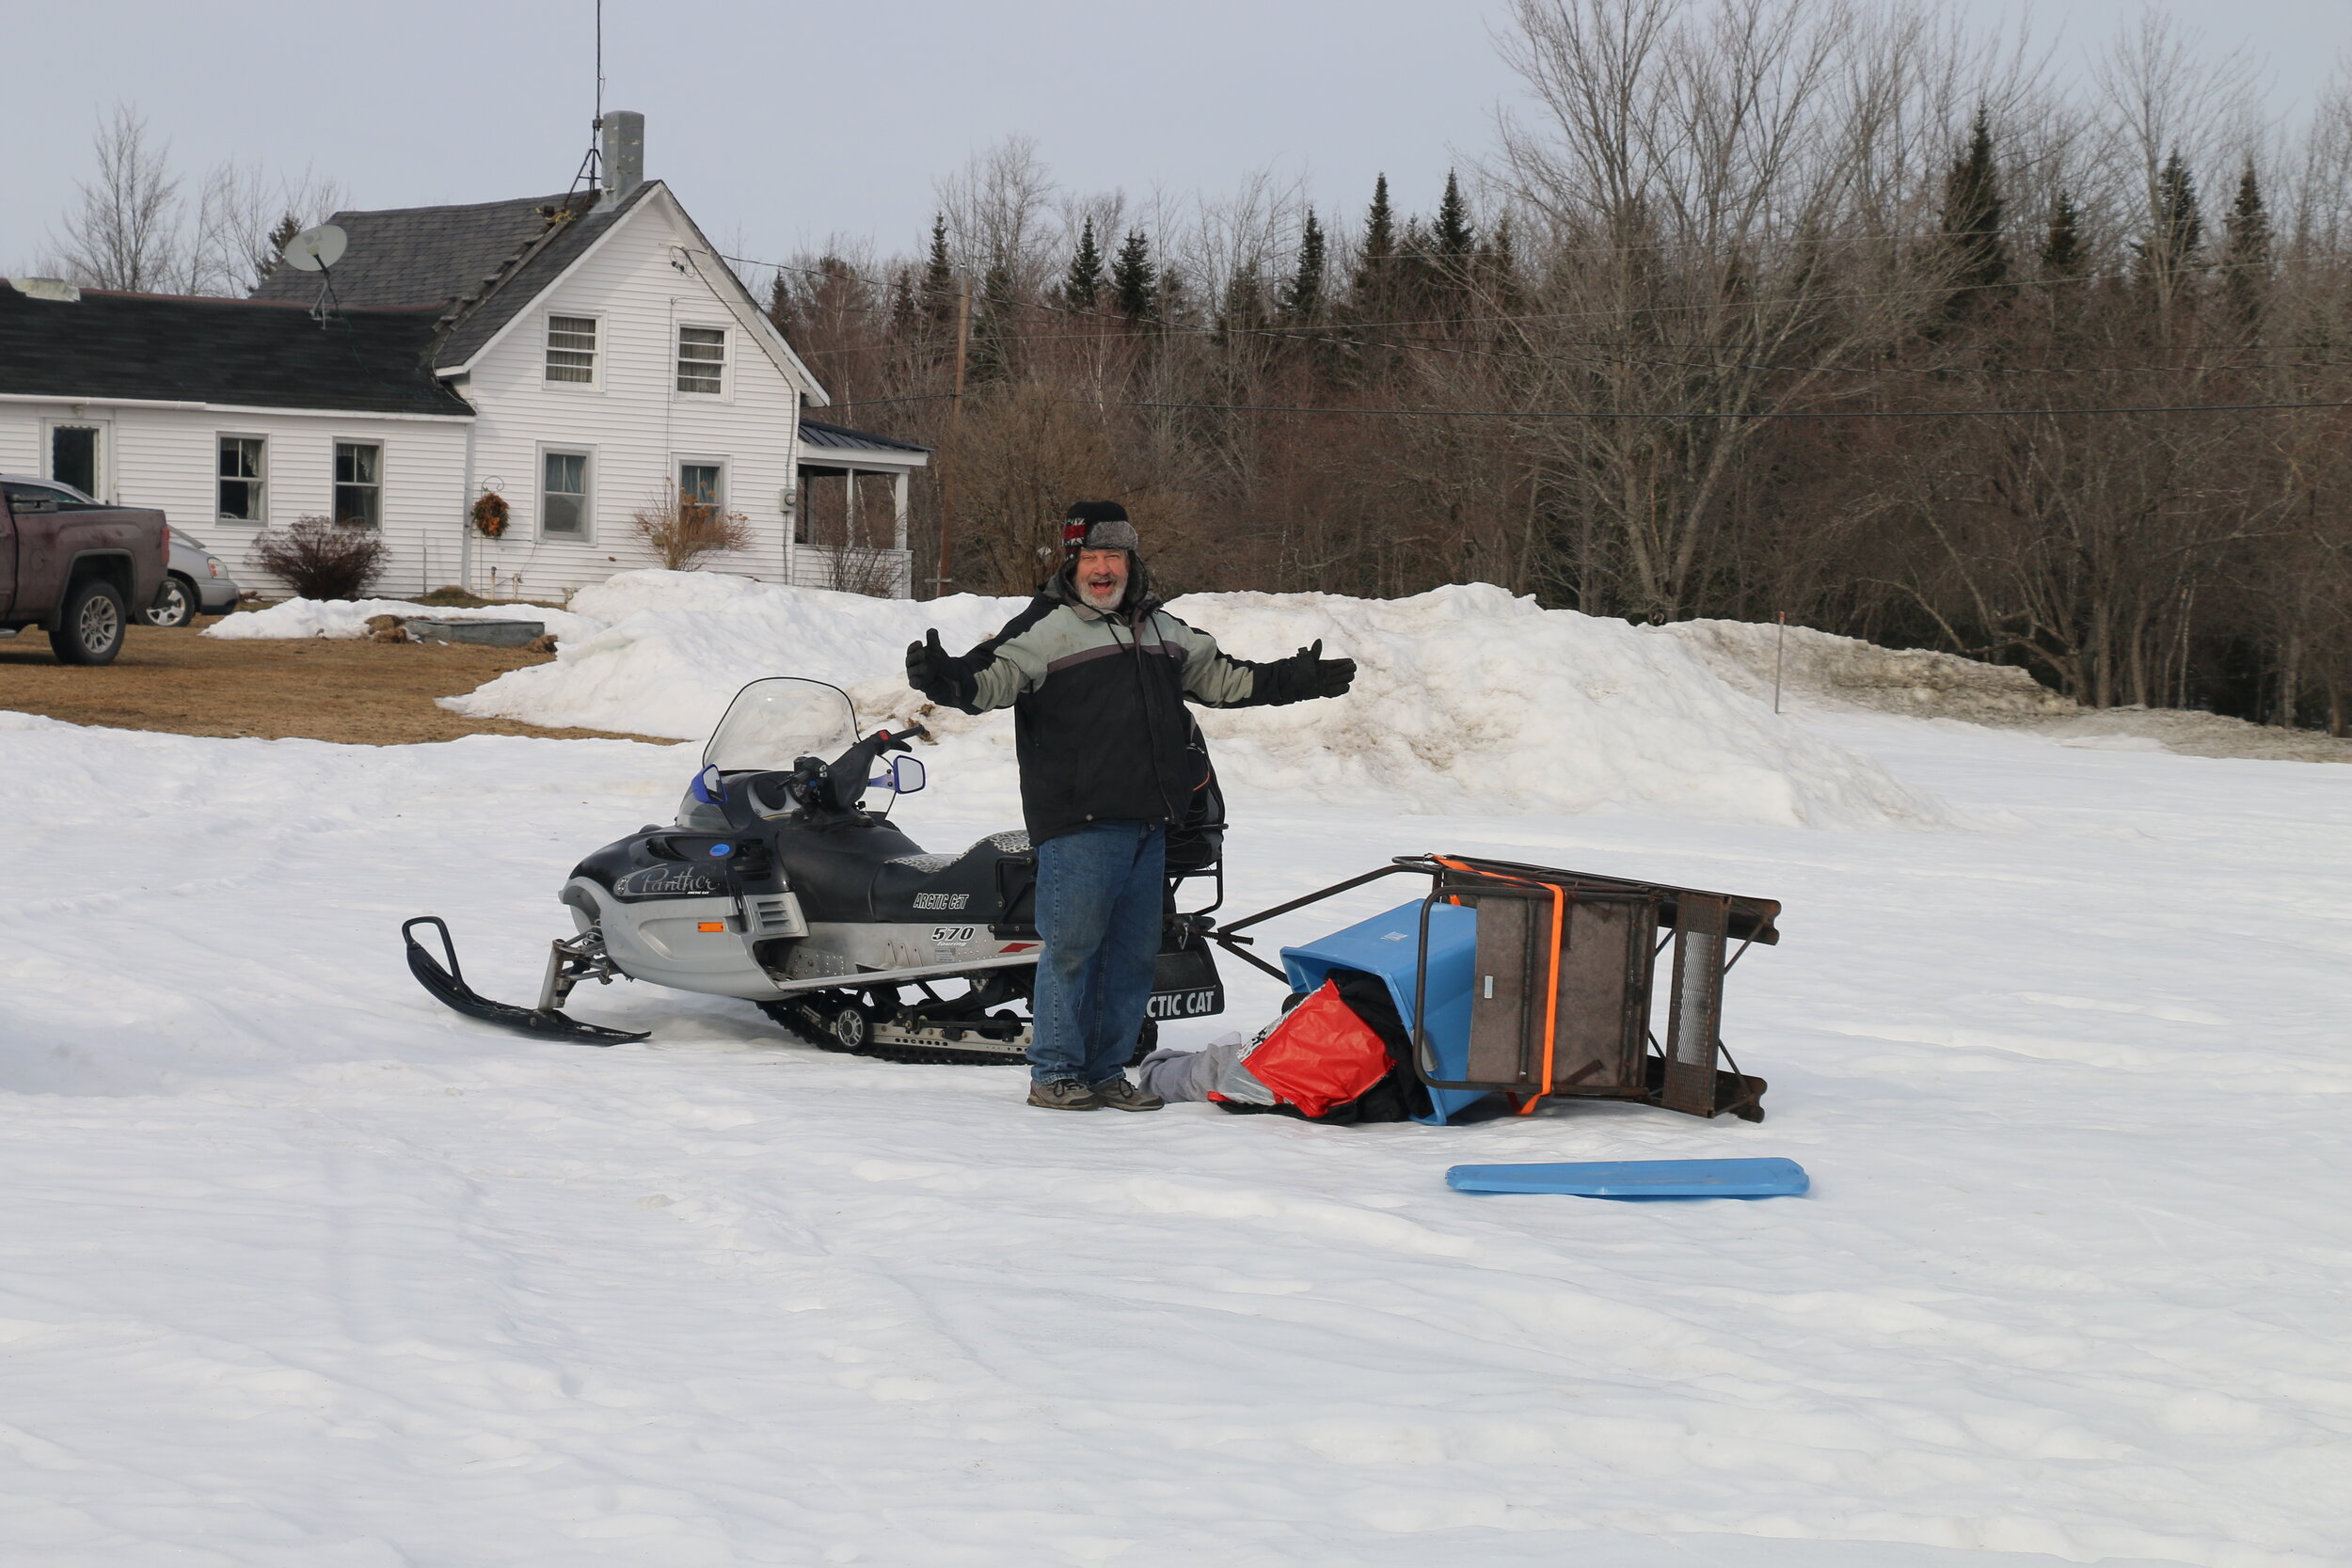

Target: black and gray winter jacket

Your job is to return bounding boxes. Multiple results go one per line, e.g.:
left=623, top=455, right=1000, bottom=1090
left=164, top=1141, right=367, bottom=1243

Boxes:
left=952, top=562, right=1325, bottom=845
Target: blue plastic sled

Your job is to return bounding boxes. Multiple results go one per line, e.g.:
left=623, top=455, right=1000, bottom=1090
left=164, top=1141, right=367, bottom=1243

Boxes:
left=1445, top=1157, right=1809, bottom=1198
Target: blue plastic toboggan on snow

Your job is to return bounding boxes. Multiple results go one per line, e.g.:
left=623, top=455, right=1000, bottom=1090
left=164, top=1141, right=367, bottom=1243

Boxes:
left=1445, top=1157, right=1810, bottom=1198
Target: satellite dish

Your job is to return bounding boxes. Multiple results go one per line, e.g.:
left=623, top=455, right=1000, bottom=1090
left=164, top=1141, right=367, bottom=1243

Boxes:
left=280, top=223, right=348, bottom=273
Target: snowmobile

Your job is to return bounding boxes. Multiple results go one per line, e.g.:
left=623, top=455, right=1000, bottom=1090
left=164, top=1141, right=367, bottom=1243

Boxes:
left=403, top=675, right=1228, bottom=1064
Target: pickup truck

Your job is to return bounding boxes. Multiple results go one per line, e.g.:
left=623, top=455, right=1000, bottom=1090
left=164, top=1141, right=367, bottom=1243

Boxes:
left=0, top=475, right=170, bottom=664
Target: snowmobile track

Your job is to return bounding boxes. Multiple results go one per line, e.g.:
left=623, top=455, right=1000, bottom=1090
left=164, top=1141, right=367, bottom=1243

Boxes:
left=755, top=996, right=1028, bottom=1068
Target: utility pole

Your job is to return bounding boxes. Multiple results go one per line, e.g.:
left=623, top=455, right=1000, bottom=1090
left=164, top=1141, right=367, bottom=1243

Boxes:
left=933, top=274, right=973, bottom=595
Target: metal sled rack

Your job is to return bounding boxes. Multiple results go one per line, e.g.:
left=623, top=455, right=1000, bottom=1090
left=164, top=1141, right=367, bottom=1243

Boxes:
left=1208, top=855, right=1779, bottom=1124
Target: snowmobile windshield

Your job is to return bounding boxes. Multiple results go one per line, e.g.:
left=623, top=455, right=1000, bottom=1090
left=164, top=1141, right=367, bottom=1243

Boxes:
left=703, top=678, right=859, bottom=772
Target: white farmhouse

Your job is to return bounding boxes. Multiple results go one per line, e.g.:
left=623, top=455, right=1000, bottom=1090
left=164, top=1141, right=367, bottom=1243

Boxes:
left=0, top=113, right=926, bottom=601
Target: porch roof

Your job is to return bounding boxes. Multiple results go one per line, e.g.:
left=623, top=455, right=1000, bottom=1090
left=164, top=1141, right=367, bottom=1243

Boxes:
left=797, top=416, right=930, bottom=470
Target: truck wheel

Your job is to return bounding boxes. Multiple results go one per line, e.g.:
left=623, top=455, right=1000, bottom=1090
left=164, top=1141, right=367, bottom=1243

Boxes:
left=51, top=578, right=127, bottom=665
left=144, top=576, right=198, bottom=629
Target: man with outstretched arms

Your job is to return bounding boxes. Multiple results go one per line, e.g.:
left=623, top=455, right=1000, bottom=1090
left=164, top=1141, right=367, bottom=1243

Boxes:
left=906, top=501, right=1356, bottom=1112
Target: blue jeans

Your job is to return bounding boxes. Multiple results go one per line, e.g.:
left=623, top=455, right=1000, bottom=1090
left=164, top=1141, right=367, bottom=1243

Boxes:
left=1030, top=822, right=1166, bottom=1085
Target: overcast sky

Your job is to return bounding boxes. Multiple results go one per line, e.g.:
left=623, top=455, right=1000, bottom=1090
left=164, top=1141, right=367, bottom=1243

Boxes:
left=6, top=0, right=2345, bottom=280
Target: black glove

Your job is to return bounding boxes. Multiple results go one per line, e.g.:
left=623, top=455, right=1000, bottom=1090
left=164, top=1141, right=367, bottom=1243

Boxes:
left=1251, top=639, right=1356, bottom=705
left=1295, top=638, right=1355, bottom=699
left=905, top=628, right=977, bottom=710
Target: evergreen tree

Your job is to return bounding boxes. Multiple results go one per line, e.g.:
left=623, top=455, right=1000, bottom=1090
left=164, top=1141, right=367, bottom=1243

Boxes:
left=1064, top=217, right=1104, bottom=310
left=923, top=214, right=956, bottom=323
left=1352, top=174, right=1395, bottom=303
left=970, top=260, right=1019, bottom=379
left=1156, top=264, right=1190, bottom=329
left=1218, top=269, right=1267, bottom=341
left=765, top=270, right=793, bottom=333
left=1279, top=208, right=1327, bottom=324
left=255, top=213, right=302, bottom=280
left=1110, top=229, right=1156, bottom=322
left=2136, top=148, right=2204, bottom=293
left=1433, top=169, right=1475, bottom=257
left=2223, top=163, right=2271, bottom=327
left=1940, top=106, right=2010, bottom=310
left=889, top=267, right=920, bottom=338
left=2041, top=191, right=2086, bottom=278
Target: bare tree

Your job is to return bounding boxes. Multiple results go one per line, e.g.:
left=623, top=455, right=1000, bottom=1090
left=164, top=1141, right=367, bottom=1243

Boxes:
left=44, top=106, right=345, bottom=296
left=50, top=105, right=183, bottom=291
left=1491, top=0, right=1962, bottom=619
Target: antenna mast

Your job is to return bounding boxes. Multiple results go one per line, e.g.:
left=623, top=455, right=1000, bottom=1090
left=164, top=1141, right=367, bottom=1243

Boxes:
left=568, top=0, right=606, bottom=196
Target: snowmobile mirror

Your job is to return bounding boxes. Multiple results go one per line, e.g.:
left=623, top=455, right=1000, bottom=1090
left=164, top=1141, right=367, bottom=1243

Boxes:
left=690, top=764, right=725, bottom=805
left=867, top=756, right=925, bottom=795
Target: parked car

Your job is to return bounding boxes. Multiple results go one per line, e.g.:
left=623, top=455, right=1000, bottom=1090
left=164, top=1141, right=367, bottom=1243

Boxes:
left=0, top=474, right=170, bottom=664
left=143, top=526, right=243, bottom=627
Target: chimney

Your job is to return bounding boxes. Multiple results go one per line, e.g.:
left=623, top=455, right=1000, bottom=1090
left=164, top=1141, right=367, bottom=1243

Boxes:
left=599, top=111, right=645, bottom=207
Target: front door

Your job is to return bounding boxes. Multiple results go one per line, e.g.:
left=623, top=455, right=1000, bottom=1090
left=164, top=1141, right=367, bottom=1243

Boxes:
left=47, top=421, right=108, bottom=502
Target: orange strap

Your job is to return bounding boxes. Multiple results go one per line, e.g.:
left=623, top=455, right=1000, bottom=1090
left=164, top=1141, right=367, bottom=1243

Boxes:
left=1434, top=855, right=1565, bottom=1114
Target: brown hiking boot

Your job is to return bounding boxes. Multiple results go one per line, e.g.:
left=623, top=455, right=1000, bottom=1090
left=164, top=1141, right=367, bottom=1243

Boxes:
left=1089, top=1077, right=1165, bottom=1113
left=1027, top=1078, right=1104, bottom=1111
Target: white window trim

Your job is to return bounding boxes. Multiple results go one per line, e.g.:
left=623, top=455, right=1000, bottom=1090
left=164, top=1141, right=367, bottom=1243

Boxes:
left=675, top=321, right=732, bottom=400
left=543, top=310, right=605, bottom=391
left=215, top=432, right=269, bottom=524
left=332, top=436, right=388, bottom=528
left=40, top=418, right=112, bottom=503
left=536, top=442, right=597, bottom=542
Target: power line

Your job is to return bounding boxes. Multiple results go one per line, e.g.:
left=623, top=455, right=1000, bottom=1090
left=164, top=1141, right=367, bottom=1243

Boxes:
left=824, top=390, right=2352, bottom=421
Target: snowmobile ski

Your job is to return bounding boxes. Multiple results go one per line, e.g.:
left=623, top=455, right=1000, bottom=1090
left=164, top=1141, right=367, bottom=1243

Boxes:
left=402, top=916, right=650, bottom=1046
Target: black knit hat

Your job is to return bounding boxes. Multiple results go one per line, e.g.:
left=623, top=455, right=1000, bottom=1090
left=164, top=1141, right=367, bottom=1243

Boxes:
left=1061, top=500, right=1138, bottom=558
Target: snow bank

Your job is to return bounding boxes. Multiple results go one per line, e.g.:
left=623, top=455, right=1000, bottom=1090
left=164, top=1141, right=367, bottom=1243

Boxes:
left=203, top=596, right=603, bottom=641
left=448, top=572, right=1950, bottom=829
left=442, top=571, right=1029, bottom=741
left=1662, top=618, right=2076, bottom=721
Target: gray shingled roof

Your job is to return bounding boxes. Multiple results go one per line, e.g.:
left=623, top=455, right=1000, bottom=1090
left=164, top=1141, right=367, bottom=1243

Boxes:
left=429, top=182, right=658, bottom=370
left=0, top=286, right=471, bottom=417
left=249, top=192, right=578, bottom=309
left=246, top=184, right=660, bottom=372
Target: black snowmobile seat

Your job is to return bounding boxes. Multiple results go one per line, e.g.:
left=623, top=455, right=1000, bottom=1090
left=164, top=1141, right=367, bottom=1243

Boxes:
left=783, top=824, right=1033, bottom=924
left=870, top=832, right=1033, bottom=924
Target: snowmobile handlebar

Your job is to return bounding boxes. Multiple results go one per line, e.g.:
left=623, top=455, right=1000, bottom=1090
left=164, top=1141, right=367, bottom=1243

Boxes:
left=791, top=724, right=930, bottom=816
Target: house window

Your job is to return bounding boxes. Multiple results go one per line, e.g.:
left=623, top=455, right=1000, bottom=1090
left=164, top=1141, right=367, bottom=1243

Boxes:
left=678, top=462, right=724, bottom=513
left=334, top=442, right=382, bottom=527
left=542, top=450, right=591, bottom=537
left=676, top=325, right=726, bottom=394
left=546, top=315, right=598, bottom=384
left=217, top=436, right=266, bottom=520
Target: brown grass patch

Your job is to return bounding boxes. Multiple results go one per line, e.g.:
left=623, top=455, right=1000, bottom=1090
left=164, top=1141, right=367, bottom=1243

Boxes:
left=0, top=618, right=670, bottom=746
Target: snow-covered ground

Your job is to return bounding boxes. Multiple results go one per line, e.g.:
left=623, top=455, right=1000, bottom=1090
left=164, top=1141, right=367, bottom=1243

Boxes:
left=4, top=585, right=2349, bottom=1567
